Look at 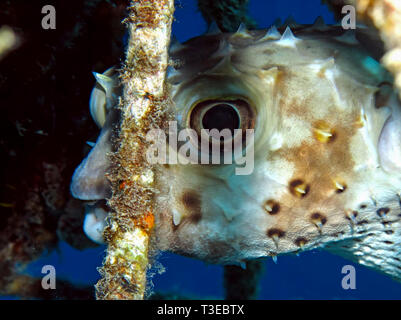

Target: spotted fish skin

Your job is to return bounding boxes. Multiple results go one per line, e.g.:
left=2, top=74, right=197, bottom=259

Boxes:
left=154, top=25, right=401, bottom=278
left=71, top=23, right=401, bottom=281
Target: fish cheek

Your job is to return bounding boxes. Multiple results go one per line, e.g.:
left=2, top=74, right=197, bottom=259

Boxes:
left=70, top=109, right=119, bottom=200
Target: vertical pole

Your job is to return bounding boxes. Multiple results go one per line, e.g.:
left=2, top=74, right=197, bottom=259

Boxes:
left=224, top=260, right=264, bottom=300
left=95, top=0, right=174, bottom=300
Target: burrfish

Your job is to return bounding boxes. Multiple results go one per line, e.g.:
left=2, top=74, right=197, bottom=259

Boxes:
left=71, top=22, right=401, bottom=282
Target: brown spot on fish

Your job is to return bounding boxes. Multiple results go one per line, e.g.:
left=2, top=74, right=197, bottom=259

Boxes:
left=172, top=190, right=203, bottom=228
left=376, top=207, right=390, bottom=217
left=181, top=190, right=201, bottom=211
left=294, top=237, right=308, bottom=247
left=289, top=179, right=310, bottom=198
left=345, top=210, right=358, bottom=222
left=334, top=181, right=347, bottom=193
left=263, top=199, right=280, bottom=215
left=267, top=228, right=285, bottom=238
left=357, top=220, right=368, bottom=225
left=310, top=212, right=327, bottom=225
left=313, top=120, right=337, bottom=143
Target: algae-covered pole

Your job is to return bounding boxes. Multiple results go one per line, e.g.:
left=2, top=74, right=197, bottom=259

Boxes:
left=95, top=0, right=174, bottom=300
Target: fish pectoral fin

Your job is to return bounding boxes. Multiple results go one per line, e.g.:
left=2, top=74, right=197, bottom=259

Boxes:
left=92, top=71, right=115, bottom=96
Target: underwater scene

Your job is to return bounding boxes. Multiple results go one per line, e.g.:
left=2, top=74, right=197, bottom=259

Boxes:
left=1, top=0, right=401, bottom=301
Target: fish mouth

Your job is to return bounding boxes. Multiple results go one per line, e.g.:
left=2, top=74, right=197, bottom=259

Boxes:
left=82, top=200, right=110, bottom=245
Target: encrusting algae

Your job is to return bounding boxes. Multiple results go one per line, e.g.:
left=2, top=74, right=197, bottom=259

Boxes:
left=95, top=0, right=174, bottom=300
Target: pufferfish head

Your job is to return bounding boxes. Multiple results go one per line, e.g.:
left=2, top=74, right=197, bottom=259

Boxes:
left=71, top=24, right=401, bottom=278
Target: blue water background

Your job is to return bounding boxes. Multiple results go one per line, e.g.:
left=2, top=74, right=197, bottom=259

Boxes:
left=3, top=0, right=401, bottom=300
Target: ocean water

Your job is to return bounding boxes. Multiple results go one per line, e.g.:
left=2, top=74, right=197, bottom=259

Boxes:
left=22, top=240, right=401, bottom=299
left=3, top=0, right=401, bottom=300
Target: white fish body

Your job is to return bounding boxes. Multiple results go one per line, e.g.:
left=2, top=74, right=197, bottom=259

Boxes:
left=71, top=24, right=401, bottom=282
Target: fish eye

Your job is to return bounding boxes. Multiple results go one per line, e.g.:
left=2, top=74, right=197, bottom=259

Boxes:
left=202, top=103, right=240, bottom=133
left=188, top=98, right=255, bottom=143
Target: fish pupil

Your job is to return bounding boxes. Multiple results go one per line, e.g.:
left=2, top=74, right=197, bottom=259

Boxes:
left=202, top=104, right=240, bottom=134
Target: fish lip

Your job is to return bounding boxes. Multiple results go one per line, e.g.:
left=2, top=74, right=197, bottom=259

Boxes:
left=83, top=200, right=110, bottom=245
left=83, top=199, right=109, bottom=210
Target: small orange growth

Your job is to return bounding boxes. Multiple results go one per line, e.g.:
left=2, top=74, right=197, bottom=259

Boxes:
left=119, top=181, right=127, bottom=190
left=139, top=211, right=155, bottom=231
left=143, top=91, right=153, bottom=100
